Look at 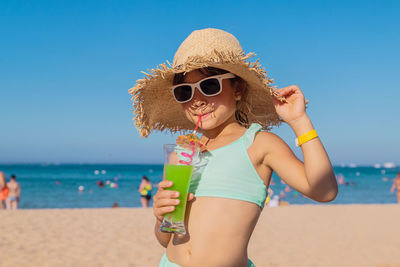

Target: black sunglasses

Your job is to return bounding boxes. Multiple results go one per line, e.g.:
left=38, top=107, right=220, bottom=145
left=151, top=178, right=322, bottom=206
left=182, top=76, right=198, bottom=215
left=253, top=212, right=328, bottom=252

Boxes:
left=170, top=73, right=236, bottom=103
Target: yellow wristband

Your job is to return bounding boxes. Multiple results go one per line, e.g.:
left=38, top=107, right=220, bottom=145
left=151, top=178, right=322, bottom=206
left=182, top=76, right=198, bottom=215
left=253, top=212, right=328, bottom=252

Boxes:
left=295, top=129, right=318, bottom=147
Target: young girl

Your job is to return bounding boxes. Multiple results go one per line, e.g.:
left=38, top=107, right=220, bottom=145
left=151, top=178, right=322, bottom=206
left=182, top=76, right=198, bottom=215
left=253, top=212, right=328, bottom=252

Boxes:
left=129, top=28, right=338, bottom=267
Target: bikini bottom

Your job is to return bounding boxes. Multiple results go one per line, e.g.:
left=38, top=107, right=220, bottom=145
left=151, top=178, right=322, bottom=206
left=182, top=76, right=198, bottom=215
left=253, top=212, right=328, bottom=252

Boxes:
left=159, top=253, right=256, bottom=267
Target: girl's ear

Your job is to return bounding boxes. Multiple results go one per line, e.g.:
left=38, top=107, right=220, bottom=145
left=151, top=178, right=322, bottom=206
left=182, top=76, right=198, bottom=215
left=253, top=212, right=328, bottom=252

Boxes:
left=234, top=90, right=242, bottom=101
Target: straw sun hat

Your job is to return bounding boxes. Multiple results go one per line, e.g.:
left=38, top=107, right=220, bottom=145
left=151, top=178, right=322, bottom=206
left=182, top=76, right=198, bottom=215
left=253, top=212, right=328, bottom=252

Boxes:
left=129, top=28, right=284, bottom=137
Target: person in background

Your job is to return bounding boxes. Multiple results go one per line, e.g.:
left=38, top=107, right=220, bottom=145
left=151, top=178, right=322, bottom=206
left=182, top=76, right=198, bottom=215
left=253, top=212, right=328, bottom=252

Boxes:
left=264, top=187, right=274, bottom=206
left=268, top=195, right=280, bottom=208
left=337, top=173, right=345, bottom=185
left=138, top=176, right=153, bottom=208
left=6, top=174, right=20, bottom=210
left=390, top=172, right=400, bottom=203
left=0, top=172, right=9, bottom=210
left=96, top=180, right=105, bottom=187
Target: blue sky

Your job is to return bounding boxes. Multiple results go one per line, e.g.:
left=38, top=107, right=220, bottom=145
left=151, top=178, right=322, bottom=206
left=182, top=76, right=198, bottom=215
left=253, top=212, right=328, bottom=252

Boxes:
left=0, top=0, right=399, bottom=165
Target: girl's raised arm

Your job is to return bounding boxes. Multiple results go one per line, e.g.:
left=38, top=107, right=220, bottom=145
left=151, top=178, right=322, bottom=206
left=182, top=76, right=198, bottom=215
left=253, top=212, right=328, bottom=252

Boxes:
left=263, top=85, right=338, bottom=202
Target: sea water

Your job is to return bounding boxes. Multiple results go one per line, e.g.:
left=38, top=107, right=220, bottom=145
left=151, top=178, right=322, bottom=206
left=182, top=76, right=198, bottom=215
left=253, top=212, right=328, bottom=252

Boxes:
left=0, top=164, right=163, bottom=209
left=0, top=164, right=398, bottom=209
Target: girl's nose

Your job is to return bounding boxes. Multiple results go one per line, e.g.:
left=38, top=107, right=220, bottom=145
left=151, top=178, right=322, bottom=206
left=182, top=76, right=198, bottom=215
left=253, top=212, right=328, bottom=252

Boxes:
left=191, top=87, right=207, bottom=107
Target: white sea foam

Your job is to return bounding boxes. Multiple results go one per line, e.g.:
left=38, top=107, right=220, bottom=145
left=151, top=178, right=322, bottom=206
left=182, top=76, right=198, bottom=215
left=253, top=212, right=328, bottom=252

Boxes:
left=383, top=162, right=396, bottom=168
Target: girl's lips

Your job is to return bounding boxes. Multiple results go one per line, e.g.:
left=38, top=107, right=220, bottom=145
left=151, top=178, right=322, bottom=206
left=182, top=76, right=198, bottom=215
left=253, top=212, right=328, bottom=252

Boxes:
left=199, top=112, right=211, bottom=120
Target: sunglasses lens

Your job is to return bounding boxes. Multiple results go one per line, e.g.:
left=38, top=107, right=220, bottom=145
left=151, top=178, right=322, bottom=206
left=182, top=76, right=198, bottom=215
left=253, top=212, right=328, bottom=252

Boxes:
left=200, top=78, right=221, bottom=95
left=173, top=85, right=192, bottom=102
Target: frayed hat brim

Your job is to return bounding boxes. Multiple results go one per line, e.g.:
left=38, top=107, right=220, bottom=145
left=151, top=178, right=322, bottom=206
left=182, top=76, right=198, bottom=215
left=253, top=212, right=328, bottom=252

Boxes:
left=129, top=49, right=283, bottom=138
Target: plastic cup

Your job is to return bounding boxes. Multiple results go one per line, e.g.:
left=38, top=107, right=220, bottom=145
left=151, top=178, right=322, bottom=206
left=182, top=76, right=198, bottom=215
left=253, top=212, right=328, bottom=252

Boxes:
left=159, top=144, right=196, bottom=235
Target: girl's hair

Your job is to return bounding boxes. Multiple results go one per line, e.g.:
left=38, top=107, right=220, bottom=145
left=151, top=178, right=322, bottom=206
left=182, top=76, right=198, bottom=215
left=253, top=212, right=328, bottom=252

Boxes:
left=142, top=175, right=150, bottom=182
left=173, top=67, right=250, bottom=127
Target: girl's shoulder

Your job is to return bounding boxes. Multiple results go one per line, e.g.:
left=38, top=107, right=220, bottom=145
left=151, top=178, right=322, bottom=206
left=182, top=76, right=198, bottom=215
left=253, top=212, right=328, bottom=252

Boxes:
left=254, top=130, right=285, bottom=144
left=252, top=131, right=290, bottom=155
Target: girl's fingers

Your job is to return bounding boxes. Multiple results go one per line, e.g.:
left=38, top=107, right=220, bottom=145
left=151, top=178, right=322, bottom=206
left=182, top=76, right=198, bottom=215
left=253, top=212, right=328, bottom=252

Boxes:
left=158, top=180, right=173, bottom=190
left=273, top=86, right=305, bottom=107
left=153, top=181, right=173, bottom=201
left=188, top=193, right=195, bottom=201
left=155, top=198, right=180, bottom=208
left=153, top=189, right=179, bottom=206
left=154, top=206, right=175, bottom=219
left=156, top=189, right=179, bottom=200
left=271, top=95, right=284, bottom=106
left=276, top=86, right=297, bottom=97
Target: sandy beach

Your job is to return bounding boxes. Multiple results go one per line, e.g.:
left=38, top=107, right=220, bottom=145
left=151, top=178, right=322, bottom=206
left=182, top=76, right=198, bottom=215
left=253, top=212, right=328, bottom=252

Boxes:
left=0, top=205, right=399, bottom=267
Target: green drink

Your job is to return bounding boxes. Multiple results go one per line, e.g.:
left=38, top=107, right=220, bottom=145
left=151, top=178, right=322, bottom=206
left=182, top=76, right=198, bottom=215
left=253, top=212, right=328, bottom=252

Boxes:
left=159, top=144, right=198, bottom=235
left=164, top=164, right=193, bottom=222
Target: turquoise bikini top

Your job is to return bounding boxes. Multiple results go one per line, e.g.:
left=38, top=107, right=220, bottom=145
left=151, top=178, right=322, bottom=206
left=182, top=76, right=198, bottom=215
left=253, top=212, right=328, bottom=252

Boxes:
left=178, top=123, right=268, bottom=208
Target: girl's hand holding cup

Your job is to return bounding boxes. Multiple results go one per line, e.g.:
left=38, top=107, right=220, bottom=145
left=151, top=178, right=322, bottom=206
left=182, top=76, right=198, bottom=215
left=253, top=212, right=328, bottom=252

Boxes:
left=153, top=180, right=194, bottom=223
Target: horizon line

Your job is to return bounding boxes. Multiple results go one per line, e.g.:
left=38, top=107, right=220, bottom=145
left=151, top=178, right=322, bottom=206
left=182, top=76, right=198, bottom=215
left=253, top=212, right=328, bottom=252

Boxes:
left=0, top=162, right=398, bottom=168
